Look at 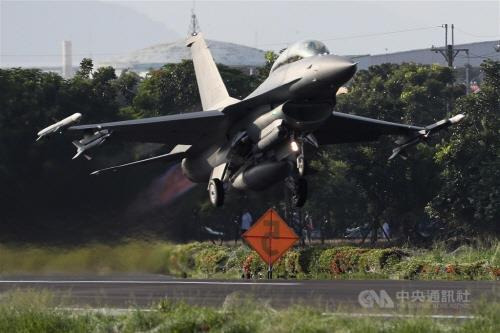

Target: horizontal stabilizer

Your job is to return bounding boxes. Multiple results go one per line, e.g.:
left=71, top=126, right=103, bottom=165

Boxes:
left=90, top=148, right=189, bottom=176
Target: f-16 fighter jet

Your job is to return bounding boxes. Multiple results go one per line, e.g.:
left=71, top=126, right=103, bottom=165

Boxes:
left=37, top=31, right=464, bottom=207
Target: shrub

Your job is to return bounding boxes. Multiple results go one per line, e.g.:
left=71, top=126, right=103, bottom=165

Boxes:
left=297, top=246, right=325, bottom=275
left=193, top=245, right=230, bottom=277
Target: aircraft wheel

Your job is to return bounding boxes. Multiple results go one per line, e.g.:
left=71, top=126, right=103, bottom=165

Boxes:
left=208, top=178, right=224, bottom=207
left=297, top=155, right=306, bottom=176
left=292, top=178, right=307, bottom=207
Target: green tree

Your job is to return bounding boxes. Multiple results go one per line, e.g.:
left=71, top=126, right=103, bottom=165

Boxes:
left=428, top=60, right=500, bottom=235
left=113, top=70, right=142, bottom=107
left=133, top=60, right=201, bottom=117
left=133, top=60, right=259, bottom=117
left=76, top=58, right=94, bottom=79
left=310, top=63, right=464, bottom=243
left=256, top=51, right=278, bottom=83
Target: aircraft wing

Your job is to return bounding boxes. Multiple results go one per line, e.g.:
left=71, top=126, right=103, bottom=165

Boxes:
left=68, top=110, right=226, bottom=144
left=313, top=112, right=425, bottom=144
left=313, top=111, right=464, bottom=159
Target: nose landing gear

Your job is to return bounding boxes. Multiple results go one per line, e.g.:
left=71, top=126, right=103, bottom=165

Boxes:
left=297, top=154, right=306, bottom=176
left=290, top=138, right=308, bottom=207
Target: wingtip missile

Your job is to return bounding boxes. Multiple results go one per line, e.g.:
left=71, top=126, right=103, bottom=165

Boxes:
left=449, top=113, right=465, bottom=124
left=425, top=113, right=466, bottom=132
left=36, top=113, right=82, bottom=141
left=388, top=113, right=466, bottom=160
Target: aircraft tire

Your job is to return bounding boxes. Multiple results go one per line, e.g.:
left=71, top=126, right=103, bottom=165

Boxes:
left=292, top=178, right=307, bottom=207
left=208, top=178, right=224, bottom=207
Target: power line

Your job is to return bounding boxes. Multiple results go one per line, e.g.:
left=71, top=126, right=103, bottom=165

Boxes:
left=453, top=27, right=500, bottom=39
left=0, top=45, right=254, bottom=57
left=322, top=26, right=441, bottom=42
left=1, top=26, right=443, bottom=58
left=255, top=26, right=441, bottom=47
left=0, top=53, right=122, bottom=57
left=0, top=25, right=476, bottom=58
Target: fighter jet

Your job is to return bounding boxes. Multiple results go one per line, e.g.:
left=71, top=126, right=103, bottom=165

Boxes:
left=37, top=31, right=464, bottom=207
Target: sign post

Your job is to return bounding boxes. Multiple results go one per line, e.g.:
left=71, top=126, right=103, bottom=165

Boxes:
left=242, top=208, right=299, bottom=279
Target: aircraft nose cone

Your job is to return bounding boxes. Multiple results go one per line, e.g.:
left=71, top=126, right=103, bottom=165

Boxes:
left=289, top=55, right=357, bottom=99
left=317, top=56, right=357, bottom=84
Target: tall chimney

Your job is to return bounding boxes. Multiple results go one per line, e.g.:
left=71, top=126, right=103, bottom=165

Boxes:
left=62, top=40, right=72, bottom=79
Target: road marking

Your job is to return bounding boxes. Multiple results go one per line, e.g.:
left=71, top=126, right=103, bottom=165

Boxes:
left=323, top=312, right=475, bottom=320
left=0, top=280, right=301, bottom=286
left=58, top=308, right=475, bottom=320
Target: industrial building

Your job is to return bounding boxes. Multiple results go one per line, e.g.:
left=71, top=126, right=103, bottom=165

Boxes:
left=353, top=40, right=500, bottom=70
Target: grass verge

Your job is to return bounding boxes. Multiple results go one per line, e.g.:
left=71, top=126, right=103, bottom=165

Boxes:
left=0, top=290, right=498, bottom=333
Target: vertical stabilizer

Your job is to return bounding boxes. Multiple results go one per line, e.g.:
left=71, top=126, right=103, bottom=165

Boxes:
left=186, top=33, right=239, bottom=110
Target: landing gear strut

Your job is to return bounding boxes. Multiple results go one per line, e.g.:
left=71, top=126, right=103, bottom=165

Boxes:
left=208, top=178, right=224, bottom=207
left=297, top=154, right=306, bottom=176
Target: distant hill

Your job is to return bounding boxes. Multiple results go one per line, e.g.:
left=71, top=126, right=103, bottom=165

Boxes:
left=0, top=1, right=178, bottom=67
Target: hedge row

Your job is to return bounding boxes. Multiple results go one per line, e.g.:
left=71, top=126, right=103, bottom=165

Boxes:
left=159, top=243, right=499, bottom=280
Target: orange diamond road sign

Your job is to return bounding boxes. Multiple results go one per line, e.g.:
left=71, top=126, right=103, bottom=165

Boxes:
left=242, top=208, right=299, bottom=266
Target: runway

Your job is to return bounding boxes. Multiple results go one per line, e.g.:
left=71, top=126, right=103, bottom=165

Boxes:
left=0, top=274, right=498, bottom=314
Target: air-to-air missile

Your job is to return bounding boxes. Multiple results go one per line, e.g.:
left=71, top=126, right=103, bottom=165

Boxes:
left=389, top=113, right=465, bottom=160
left=36, top=113, right=82, bottom=141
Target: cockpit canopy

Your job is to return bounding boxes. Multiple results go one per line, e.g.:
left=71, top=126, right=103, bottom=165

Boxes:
left=270, top=40, right=330, bottom=72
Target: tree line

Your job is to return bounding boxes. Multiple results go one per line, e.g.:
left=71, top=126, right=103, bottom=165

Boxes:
left=0, top=55, right=497, bottom=244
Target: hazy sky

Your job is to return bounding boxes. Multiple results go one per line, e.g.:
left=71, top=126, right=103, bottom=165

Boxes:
left=115, top=0, right=500, bottom=54
left=1, top=0, right=499, bottom=67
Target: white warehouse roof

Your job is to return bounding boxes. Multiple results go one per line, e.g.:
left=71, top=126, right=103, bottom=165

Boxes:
left=99, top=39, right=267, bottom=69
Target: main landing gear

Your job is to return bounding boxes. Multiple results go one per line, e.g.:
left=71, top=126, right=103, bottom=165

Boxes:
left=206, top=154, right=309, bottom=208
left=208, top=178, right=224, bottom=207
left=207, top=163, right=229, bottom=207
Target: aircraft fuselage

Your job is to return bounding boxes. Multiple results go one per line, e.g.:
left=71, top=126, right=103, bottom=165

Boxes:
left=181, top=54, right=357, bottom=189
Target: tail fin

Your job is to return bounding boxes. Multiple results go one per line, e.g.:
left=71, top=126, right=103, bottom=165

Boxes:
left=186, top=33, right=239, bottom=110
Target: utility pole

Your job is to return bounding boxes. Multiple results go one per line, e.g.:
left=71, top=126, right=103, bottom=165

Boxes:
left=431, top=24, right=470, bottom=94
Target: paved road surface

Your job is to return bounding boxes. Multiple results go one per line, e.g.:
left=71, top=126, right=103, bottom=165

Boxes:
left=0, top=274, right=498, bottom=314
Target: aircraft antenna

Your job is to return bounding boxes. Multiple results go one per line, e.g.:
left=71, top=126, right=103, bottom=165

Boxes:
left=189, top=4, right=200, bottom=36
